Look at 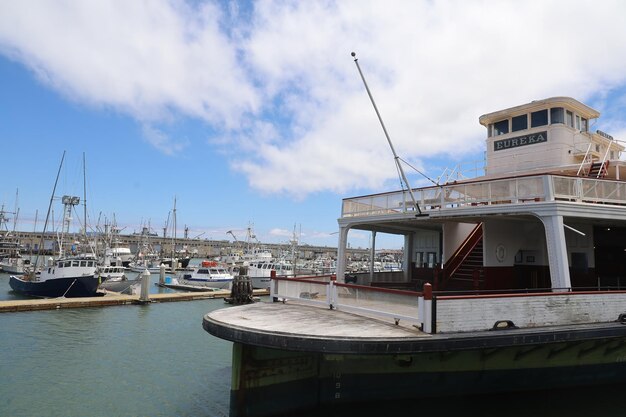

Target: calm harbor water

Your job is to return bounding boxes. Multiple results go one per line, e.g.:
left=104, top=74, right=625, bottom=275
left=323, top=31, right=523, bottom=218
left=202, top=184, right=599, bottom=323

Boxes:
left=3, top=271, right=626, bottom=417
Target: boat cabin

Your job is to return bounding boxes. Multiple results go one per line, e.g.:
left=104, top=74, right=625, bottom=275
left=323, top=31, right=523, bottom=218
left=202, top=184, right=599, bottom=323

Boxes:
left=337, top=97, right=626, bottom=294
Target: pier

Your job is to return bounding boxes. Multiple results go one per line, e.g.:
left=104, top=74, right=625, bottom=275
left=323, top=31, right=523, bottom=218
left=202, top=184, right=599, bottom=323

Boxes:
left=0, top=288, right=269, bottom=313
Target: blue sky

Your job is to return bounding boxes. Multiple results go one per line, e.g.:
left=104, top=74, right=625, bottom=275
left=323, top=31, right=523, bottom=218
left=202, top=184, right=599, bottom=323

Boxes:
left=1, top=0, right=626, bottom=250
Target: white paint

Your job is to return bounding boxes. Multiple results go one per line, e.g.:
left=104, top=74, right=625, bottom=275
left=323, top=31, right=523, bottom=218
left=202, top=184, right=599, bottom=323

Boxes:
left=436, top=292, right=626, bottom=333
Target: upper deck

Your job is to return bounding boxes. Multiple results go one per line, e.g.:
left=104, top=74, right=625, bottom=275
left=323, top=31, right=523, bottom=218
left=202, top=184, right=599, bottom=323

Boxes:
left=342, top=171, right=626, bottom=219
left=343, top=97, right=625, bottom=221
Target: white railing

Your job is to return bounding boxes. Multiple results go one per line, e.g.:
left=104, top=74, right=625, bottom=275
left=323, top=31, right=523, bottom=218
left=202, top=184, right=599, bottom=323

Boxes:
left=271, top=277, right=626, bottom=334
left=271, top=276, right=425, bottom=327
left=342, top=174, right=626, bottom=218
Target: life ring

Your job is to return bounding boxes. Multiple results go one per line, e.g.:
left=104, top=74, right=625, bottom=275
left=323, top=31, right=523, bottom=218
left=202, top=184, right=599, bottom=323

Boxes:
left=495, top=244, right=506, bottom=262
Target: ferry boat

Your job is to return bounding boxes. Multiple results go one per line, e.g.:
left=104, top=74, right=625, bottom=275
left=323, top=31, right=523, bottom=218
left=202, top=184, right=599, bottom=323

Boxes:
left=204, top=97, right=626, bottom=417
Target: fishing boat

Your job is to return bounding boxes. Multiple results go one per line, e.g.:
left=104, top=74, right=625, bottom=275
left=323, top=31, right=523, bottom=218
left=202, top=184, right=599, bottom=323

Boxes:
left=9, top=152, right=101, bottom=298
left=245, top=260, right=294, bottom=290
left=204, top=95, right=626, bottom=417
left=0, top=204, right=29, bottom=274
left=10, top=253, right=99, bottom=298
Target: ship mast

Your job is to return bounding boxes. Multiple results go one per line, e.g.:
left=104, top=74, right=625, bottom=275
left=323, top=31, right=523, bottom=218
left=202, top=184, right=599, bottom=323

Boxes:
left=351, top=52, right=422, bottom=215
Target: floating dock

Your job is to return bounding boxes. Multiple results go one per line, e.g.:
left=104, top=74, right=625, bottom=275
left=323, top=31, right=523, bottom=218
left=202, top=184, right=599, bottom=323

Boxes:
left=0, top=288, right=269, bottom=313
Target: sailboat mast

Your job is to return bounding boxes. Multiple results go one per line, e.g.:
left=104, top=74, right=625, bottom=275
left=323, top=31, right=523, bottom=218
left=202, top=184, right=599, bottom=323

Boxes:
left=171, top=197, right=177, bottom=261
left=12, top=189, right=18, bottom=232
left=351, top=52, right=422, bottom=215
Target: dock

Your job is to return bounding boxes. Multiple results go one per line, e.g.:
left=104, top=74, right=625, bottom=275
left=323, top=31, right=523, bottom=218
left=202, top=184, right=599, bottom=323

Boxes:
left=0, top=288, right=269, bottom=313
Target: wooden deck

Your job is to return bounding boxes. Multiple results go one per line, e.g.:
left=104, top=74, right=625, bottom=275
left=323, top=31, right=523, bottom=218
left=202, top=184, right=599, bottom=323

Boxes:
left=0, top=288, right=269, bottom=313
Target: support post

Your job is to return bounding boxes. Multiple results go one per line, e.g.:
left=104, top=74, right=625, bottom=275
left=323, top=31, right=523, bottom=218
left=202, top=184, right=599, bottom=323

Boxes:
left=423, top=283, right=433, bottom=333
left=335, top=225, right=350, bottom=283
left=139, top=269, right=151, bottom=303
left=540, top=215, right=572, bottom=291
left=369, top=231, right=376, bottom=284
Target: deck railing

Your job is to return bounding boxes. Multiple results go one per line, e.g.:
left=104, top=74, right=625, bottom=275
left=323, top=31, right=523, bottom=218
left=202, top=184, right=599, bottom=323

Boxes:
left=342, top=174, right=626, bottom=218
left=271, top=276, right=425, bottom=327
left=271, top=277, right=626, bottom=334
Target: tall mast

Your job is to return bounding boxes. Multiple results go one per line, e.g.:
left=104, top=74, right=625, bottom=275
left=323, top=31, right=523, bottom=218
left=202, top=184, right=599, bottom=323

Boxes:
left=33, top=151, right=65, bottom=276
left=83, top=152, right=88, bottom=243
left=351, top=52, right=422, bottom=215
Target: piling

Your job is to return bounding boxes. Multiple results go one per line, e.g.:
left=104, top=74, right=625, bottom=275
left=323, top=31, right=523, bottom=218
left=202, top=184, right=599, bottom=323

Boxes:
left=159, top=263, right=166, bottom=285
left=139, top=269, right=151, bottom=303
left=226, top=266, right=255, bottom=305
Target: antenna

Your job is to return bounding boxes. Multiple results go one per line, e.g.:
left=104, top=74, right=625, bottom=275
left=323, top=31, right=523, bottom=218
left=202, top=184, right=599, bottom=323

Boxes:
left=351, top=52, right=422, bottom=215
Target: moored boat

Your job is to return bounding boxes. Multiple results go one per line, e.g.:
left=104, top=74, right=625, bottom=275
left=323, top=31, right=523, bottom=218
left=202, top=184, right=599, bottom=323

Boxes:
left=10, top=253, right=99, bottom=298
left=204, top=96, right=626, bottom=417
left=166, top=260, right=233, bottom=290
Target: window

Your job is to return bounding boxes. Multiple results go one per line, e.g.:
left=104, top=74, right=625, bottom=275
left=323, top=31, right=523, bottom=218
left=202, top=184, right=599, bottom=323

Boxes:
left=80, top=261, right=86, bottom=267
left=531, top=109, right=548, bottom=127
left=576, top=115, right=581, bottom=130
left=581, top=118, right=588, bottom=132
left=550, top=107, right=564, bottom=124
left=512, top=114, right=528, bottom=132
left=566, top=110, right=574, bottom=127
left=493, top=119, right=509, bottom=135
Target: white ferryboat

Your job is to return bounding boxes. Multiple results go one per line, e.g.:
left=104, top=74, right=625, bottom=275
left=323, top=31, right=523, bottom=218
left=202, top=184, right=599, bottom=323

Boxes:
left=205, top=96, right=626, bottom=416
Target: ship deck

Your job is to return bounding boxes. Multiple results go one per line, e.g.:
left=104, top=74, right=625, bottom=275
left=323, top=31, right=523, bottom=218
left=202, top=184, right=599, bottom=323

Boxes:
left=202, top=300, right=626, bottom=354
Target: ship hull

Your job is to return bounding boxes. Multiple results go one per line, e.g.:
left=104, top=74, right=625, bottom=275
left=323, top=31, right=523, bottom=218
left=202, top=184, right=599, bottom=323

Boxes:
left=228, top=336, right=626, bottom=417
left=9, top=275, right=101, bottom=298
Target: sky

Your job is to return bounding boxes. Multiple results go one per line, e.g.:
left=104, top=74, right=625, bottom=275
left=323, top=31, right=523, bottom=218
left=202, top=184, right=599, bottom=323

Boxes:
left=1, top=0, right=626, bottom=250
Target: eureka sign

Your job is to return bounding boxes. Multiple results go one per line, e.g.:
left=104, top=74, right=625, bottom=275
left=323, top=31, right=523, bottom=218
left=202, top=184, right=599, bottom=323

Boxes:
left=494, top=131, right=547, bottom=151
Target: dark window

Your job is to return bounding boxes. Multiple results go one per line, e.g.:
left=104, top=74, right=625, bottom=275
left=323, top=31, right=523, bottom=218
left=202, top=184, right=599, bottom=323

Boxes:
left=531, top=109, right=548, bottom=127
left=581, top=118, right=588, bottom=132
left=550, top=107, right=564, bottom=124
left=493, top=119, right=509, bottom=135
left=512, top=115, right=528, bottom=132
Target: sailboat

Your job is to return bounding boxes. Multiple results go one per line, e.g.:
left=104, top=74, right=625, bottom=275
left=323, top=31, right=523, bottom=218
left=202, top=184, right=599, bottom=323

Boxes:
left=9, top=152, right=101, bottom=298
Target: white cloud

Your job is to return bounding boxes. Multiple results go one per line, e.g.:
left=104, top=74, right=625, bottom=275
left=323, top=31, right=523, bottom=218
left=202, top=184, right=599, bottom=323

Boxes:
left=2, top=0, right=626, bottom=198
left=141, top=124, right=189, bottom=156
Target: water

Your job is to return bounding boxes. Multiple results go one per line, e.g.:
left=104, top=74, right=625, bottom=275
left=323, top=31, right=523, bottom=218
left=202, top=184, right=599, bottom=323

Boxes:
left=0, top=271, right=232, bottom=417
left=3, top=271, right=626, bottom=417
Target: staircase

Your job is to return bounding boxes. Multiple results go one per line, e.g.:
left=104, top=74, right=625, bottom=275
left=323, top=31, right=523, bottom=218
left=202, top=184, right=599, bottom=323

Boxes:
left=440, top=224, right=484, bottom=291
left=588, top=160, right=609, bottom=178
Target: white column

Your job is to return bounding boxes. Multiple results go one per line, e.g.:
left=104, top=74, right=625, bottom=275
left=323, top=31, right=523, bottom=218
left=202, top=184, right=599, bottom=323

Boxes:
left=541, top=215, right=571, bottom=291
left=403, top=233, right=413, bottom=282
left=335, top=226, right=350, bottom=283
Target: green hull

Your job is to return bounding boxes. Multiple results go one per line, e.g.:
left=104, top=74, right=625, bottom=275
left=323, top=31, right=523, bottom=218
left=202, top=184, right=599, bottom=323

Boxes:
left=230, top=337, right=626, bottom=417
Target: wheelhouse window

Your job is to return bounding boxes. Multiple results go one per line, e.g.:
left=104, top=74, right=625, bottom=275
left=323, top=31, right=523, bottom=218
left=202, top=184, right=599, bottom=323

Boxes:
left=493, top=119, right=509, bottom=135
left=512, top=115, right=527, bottom=132
left=581, top=118, right=588, bottom=132
left=531, top=109, right=548, bottom=127
left=550, top=107, right=564, bottom=124
left=566, top=110, right=574, bottom=127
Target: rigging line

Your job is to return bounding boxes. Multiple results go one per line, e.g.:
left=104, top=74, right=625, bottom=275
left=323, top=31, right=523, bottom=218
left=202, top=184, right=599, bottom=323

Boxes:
left=397, top=157, right=439, bottom=186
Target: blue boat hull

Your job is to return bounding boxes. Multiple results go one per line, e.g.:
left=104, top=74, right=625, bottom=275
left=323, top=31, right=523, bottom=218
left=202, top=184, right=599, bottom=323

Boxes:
left=9, top=275, right=101, bottom=298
